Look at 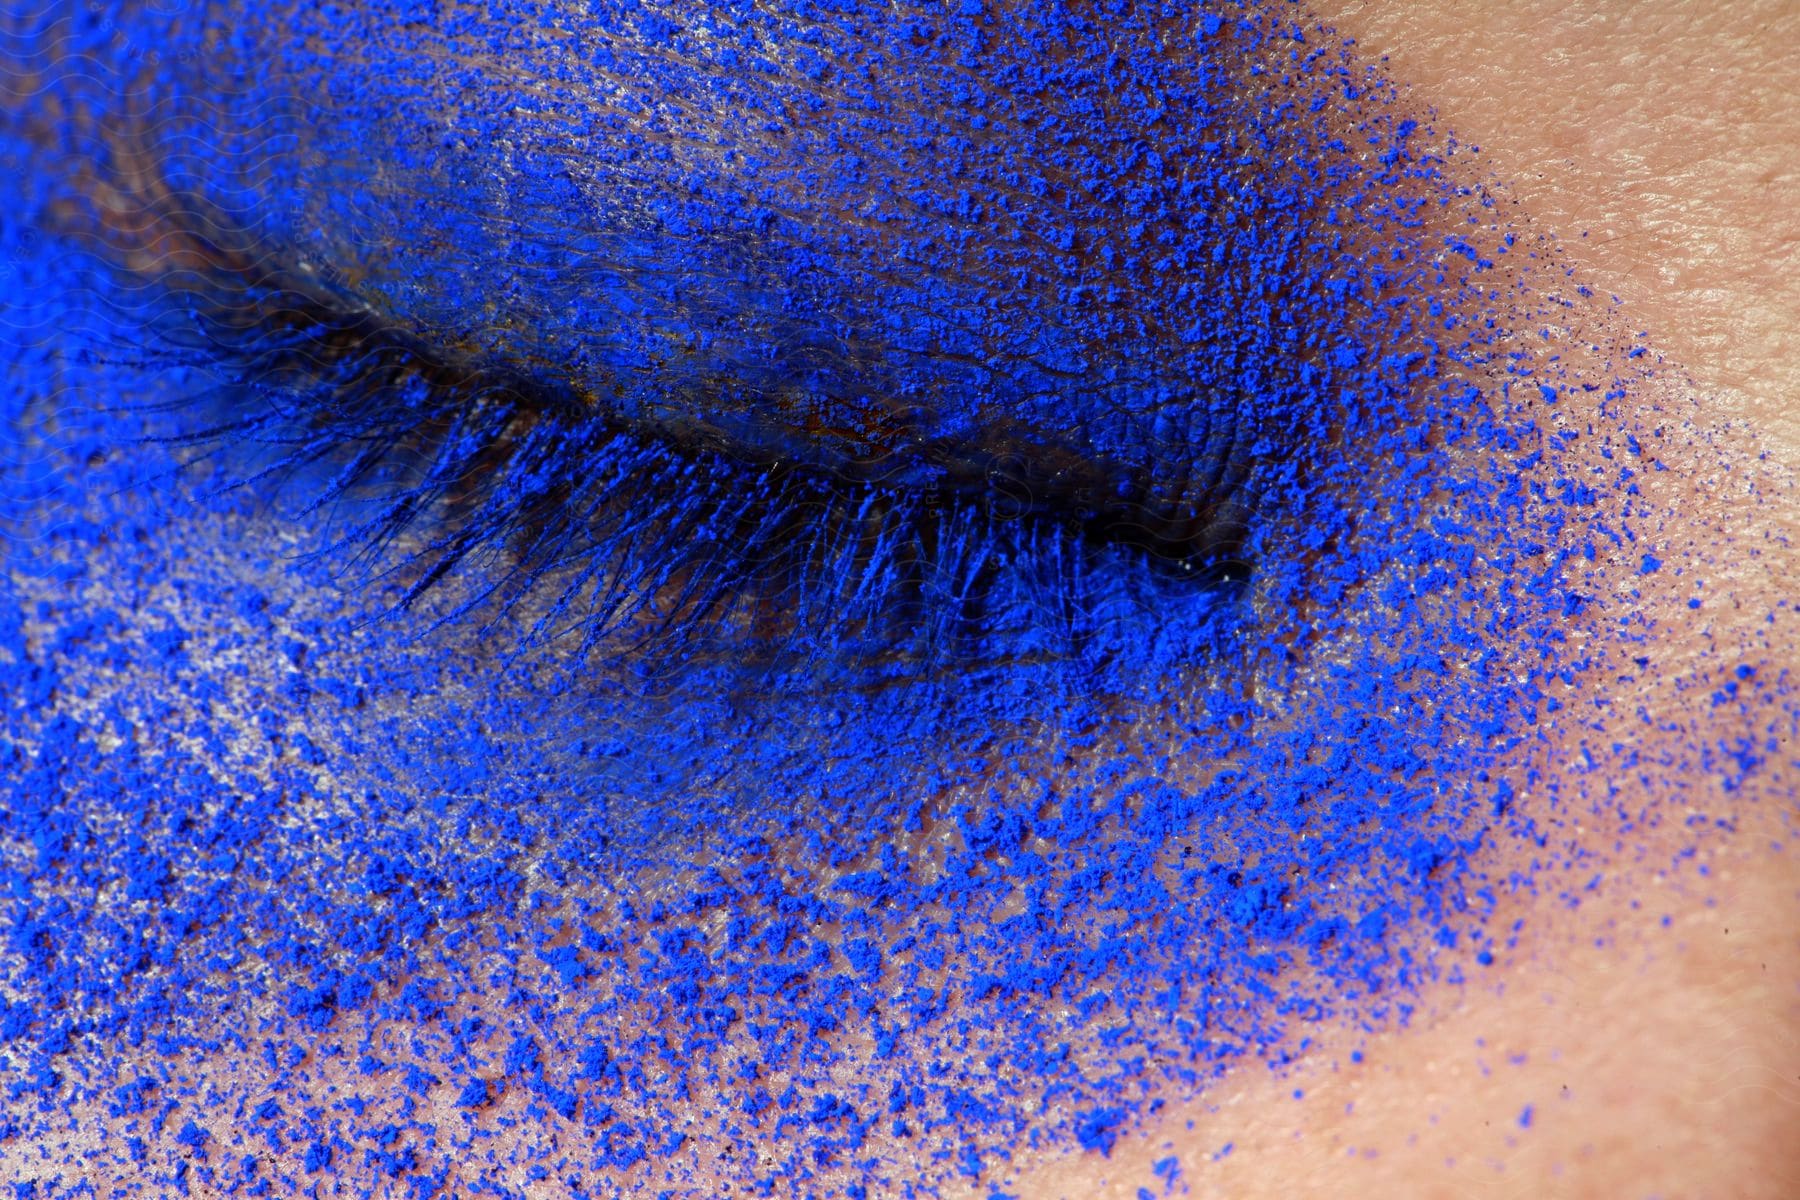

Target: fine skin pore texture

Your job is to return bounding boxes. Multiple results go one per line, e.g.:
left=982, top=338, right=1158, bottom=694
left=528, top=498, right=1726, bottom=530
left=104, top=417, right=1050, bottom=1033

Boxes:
left=0, top=3, right=1796, bottom=1199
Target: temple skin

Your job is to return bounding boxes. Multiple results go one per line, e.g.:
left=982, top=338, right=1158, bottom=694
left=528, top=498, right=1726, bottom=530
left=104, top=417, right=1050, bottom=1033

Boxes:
left=0, top=2, right=1795, bottom=1197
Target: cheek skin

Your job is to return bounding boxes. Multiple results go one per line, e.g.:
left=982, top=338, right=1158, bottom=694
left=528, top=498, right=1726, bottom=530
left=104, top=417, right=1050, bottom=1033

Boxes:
left=1, top=3, right=1796, bottom=1198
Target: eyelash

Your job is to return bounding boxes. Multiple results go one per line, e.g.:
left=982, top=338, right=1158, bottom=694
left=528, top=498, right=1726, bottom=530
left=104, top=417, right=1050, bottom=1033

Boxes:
left=120, top=205, right=1255, bottom=681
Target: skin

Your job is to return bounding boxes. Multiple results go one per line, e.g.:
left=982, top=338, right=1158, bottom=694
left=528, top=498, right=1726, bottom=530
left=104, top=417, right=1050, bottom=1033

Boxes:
left=2, top=1, right=1795, bottom=1196
left=1037, top=2, right=1800, bottom=1195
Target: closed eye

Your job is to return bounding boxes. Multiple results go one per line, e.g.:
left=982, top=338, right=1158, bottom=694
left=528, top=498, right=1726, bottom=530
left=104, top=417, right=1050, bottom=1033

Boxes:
left=120, top=185, right=1259, bottom=680
left=24, top=1, right=1435, bottom=693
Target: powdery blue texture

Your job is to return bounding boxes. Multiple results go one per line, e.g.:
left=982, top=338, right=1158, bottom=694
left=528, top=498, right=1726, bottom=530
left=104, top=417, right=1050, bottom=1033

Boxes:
left=0, top=2, right=1791, bottom=1196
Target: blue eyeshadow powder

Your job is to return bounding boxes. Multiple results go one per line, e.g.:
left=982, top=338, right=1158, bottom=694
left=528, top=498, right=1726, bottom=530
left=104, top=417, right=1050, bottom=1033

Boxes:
left=0, top=1, right=1791, bottom=1196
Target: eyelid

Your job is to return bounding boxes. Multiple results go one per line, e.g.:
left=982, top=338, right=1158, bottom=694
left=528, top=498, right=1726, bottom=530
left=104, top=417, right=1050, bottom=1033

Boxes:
left=110, top=186, right=1250, bottom=677
left=98, top=160, right=1252, bottom=582
left=26, top=0, right=1395, bottom=682
left=199, top=16, right=1327, bottom=548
